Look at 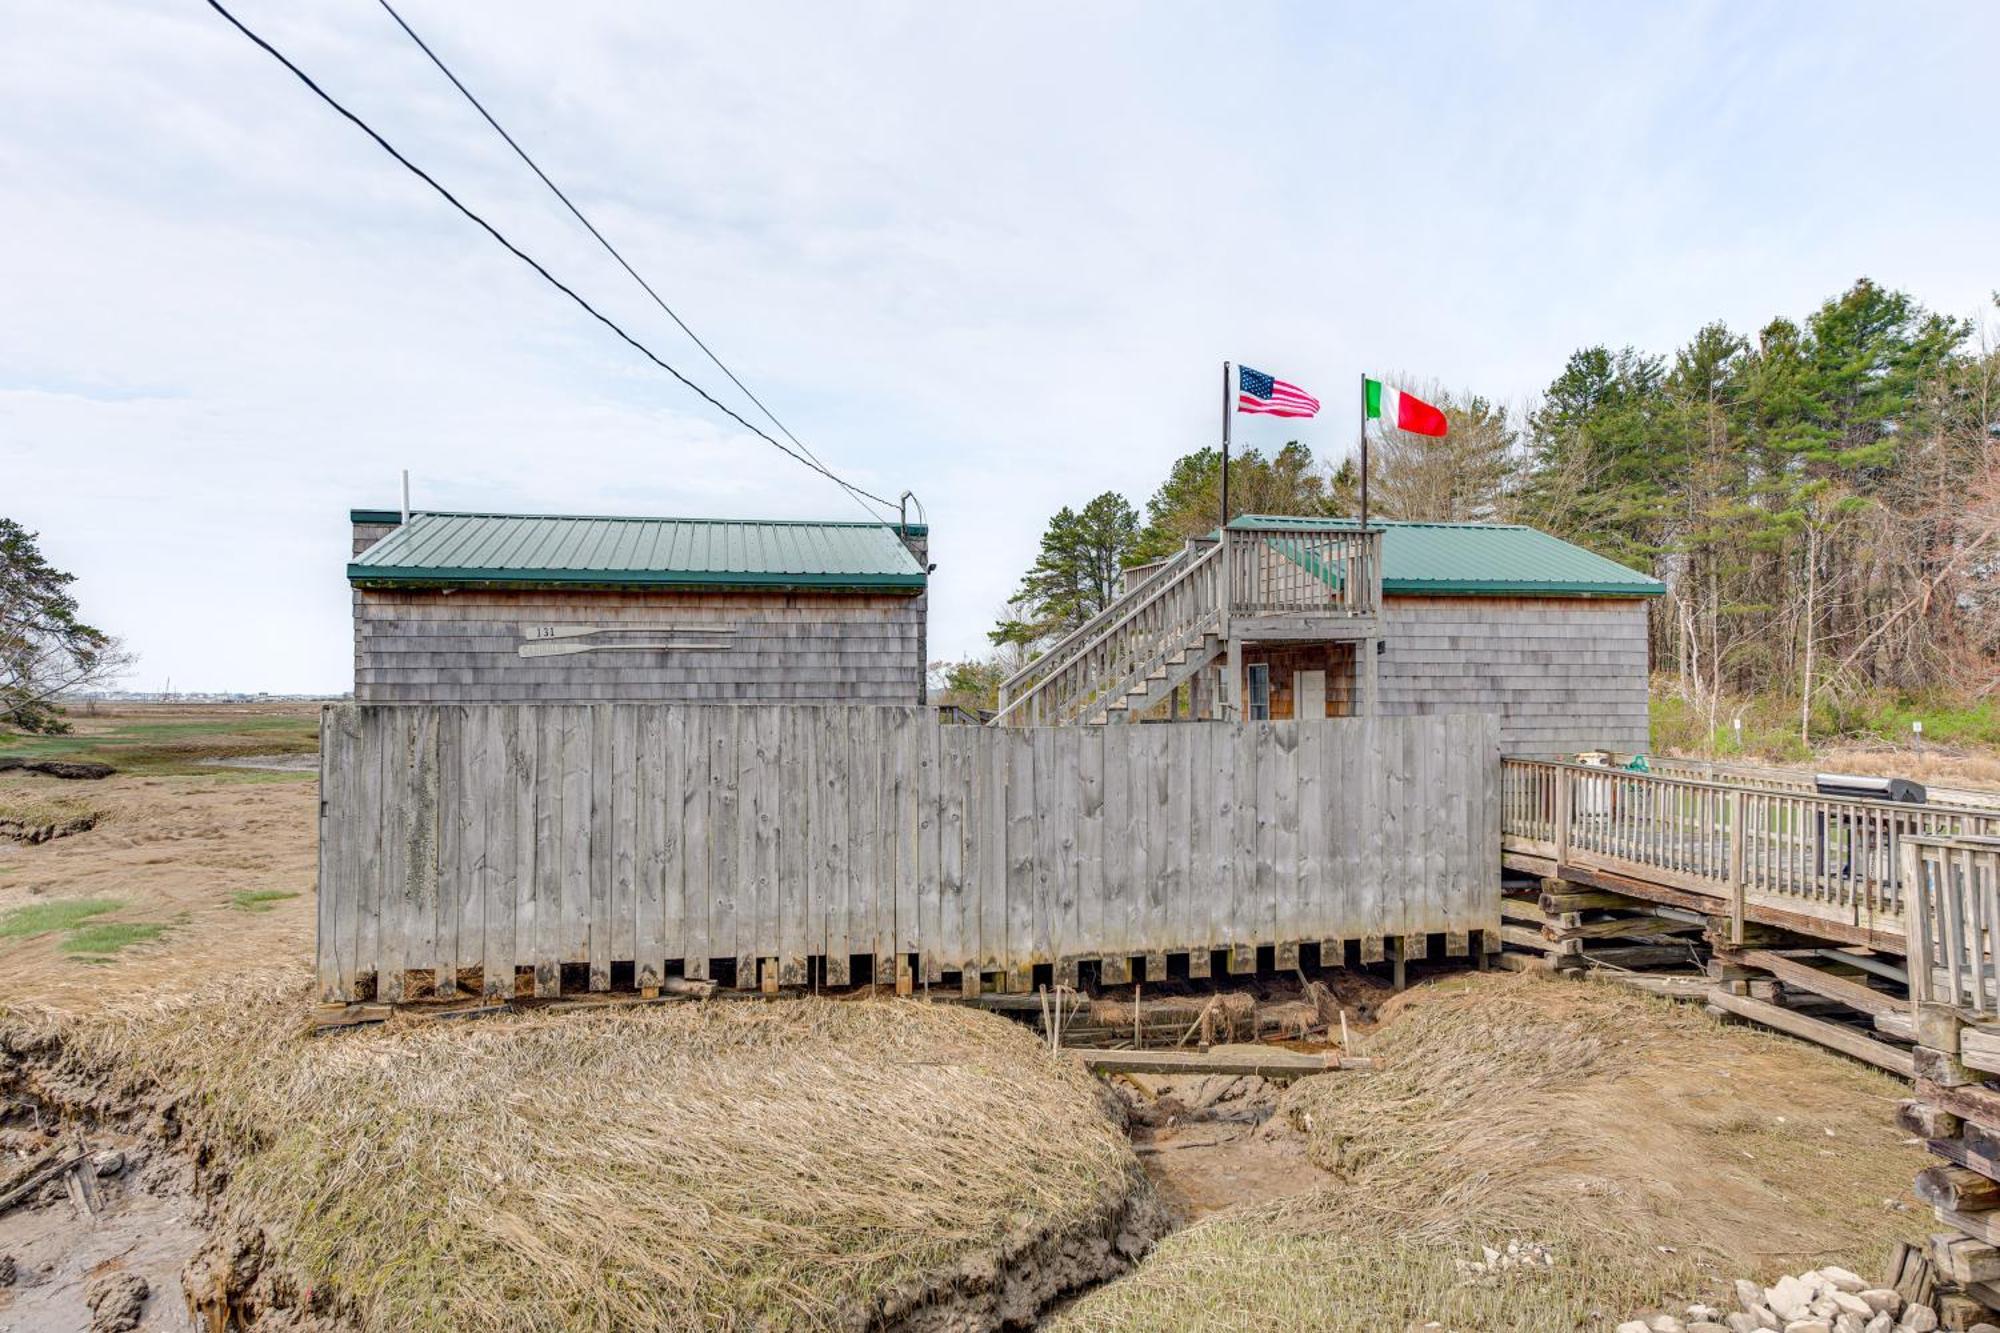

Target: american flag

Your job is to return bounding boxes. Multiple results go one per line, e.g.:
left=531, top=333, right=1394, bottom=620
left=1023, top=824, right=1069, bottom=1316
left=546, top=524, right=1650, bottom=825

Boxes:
left=1236, top=365, right=1320, bottom=418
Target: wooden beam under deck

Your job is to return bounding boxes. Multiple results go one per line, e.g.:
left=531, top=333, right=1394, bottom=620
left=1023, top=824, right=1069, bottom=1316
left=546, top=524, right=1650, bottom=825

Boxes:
left=1228, top=614, right=1381, bottom=641
left=1504, top=847, right=1907, bottom=954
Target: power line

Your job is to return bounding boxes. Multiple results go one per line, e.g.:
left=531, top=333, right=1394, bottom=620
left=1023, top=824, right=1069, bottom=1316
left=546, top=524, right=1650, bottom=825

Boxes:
left=204, top=0, right=898, bottom=519
left=371, top=0, right=874, bottom=520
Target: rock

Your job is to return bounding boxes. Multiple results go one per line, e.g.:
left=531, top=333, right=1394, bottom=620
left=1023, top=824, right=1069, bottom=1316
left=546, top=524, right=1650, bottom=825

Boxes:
left=1691, top=1324, right=1733, bottom=1333
left=1782, top=1322, right=1830, bottom=1333
left=1770, top=1278, right=1816, bottom=1322
left=1727, top=1316, right=1766, bottom=1333
left=1819, top=1268, right=1867, bottom=1295
left=1832, top=1293, right=1873, bottom=1319
left=1862, top=1316, right=1890, bottom=1333
left=1900, top=1307, right=1938, bottom=1332
left=1860, top=1292, right=1901, bottom=1318
left=1834, top=1316, right=1864, bottom=1333
left=91, top=1149, right=125, bottom=1177
left=1618, top=1323, right=1653, bottom=1333
left=1650, top=1318, right=1688, bottom=1333
left=83, top=1270, right=148, bottom=1333
left=1755, top=1305, right=1783, bottom=1329
left=1811, top=1298, right=1839, bottom=1319
left=1690, top=1307, right=1724, bottom=1323
left=0, top=1254, right=14, bottom=1286
left=1968, top=1324, right=2000, bottom=1333
left=1740, top=1281, right=1770, bottom=1313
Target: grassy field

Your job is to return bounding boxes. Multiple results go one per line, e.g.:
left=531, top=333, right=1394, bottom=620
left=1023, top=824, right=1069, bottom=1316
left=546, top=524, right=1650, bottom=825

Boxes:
left=0, top=702, right=322, bottom=777
left=1651, top=683, right=2000, bottom=773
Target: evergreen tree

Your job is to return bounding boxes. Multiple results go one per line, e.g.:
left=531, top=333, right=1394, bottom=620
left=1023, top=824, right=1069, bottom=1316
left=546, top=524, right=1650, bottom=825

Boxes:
left=990, top=492, right=1140, bottom=649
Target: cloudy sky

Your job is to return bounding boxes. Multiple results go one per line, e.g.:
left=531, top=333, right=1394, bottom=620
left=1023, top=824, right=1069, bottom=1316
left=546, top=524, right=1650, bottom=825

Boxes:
left=5, top=1, right=1996, bottom=693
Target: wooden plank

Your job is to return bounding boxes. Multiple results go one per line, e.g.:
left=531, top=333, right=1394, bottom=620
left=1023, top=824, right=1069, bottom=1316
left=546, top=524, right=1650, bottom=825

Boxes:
left=1717, top=947, right=1903, bottom=1018
left=433, top=705, right=463, bottom=993
left=608, top=705, right=637, bottom=989
left=478, top=707, right=515, bottom=999
left=586, top=704, right=612, bottom=990
left=1004, top=725, right=1036, bottom=990
left=315, top=709, right=348, bottom=1001
left=1078, top=725, right=1106, bottom=979
left=1033, top=725, right=1060, bottom=974
left=635, top=705, right=668, bottom=991
left=1229, top=721, right=1259, bottom=975
left=1166, top=723, right=1192, bottom=956
left=1100, top=727, right=1131, bottom=984
left=1052, top=725, right=1082, bottom=980
left=937, top=721, right=969, bottom=978
left=1297, top=720, right=1324, bottom=948
left=1272, top=722, right=1300, bottom=961
left=1074, top=1047, right=1352, bottom=1078
left=708, top=706, right=740, bottom=983
left=914, top=712, right=941, bottom=983
left=818, top=706, right=850, bottom=984
left=497, top=705, right=532, bottom=999
left=680, top=708, right=712, bottom=982
left=1706, top=987, right=1915, bottom=1076
left=978, top=714, right=1007, bottom=982
left=744, top=704, right=779, bottom=986
left=532, top=706, right=564, bottom=995
left=777, top=706, right=810, bottom=987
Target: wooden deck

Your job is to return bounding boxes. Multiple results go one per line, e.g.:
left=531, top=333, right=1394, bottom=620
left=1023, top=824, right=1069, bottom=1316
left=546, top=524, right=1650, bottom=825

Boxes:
left=1501, top=758, right=2000, bottom=953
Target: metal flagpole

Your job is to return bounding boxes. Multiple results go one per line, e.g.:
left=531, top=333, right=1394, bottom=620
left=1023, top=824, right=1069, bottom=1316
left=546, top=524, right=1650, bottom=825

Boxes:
left=1220, top=361, right=1232, bottom=529
left=1220, top=361, right=1236, bottom=721
left=1358, top=372, right=1370, bottom=533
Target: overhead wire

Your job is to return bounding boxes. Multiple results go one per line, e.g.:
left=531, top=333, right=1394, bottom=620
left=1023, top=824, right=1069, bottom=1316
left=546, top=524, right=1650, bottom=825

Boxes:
left=204, top=0, right=899, bottom=523
left=368, top=0, right=887, bottom=523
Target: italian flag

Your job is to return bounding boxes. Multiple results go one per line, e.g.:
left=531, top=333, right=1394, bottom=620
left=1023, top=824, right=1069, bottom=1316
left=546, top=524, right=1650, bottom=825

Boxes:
left=1365, top=378, right=1448, bottom=437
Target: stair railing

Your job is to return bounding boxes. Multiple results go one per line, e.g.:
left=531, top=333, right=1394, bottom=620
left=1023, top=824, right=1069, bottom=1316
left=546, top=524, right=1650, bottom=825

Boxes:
left=991, top=541, right=1223, bottom=727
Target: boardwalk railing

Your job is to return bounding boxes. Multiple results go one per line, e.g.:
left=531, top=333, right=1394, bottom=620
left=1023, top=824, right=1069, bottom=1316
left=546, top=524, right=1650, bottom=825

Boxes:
left=320, top=706, right=1500, bottom=1004
left=1501, top=758, right=2000, bottom=948
left=1904, top=834, right=2000, bottom=1017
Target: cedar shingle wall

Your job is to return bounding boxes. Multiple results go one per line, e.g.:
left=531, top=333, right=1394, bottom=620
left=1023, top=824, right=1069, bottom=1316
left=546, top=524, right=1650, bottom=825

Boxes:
left=352, top=585, right=926, bottom=705
left=1377, top=595, right=1650, bottom=755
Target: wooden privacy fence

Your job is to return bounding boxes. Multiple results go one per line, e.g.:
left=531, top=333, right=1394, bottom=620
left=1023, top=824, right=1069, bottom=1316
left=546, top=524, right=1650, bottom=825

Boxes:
left=1502, top=758, right=2000, bottom=948
left=317, top=706, right=1500, bottom=1004
left=1905, top=834, right=2000, bottom=1017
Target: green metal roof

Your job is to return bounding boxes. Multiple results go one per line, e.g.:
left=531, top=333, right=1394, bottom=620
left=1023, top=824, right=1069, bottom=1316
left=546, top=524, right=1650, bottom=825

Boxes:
left=1230, top=515, right=1665, bottom=597
left=347, top=511, right=927, bottom=590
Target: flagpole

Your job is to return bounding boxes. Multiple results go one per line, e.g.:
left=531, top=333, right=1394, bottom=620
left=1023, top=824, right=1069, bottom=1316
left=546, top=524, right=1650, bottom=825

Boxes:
left=1358, top=371, right=1370, bottom=533
left=1220, top=361, right=1235, bottom=722
left=1220, top=361, right=1232, bottom=530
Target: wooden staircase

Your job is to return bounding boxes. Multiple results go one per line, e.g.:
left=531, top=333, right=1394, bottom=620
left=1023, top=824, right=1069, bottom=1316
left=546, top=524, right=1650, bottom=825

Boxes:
left=991, top=522, right=1382, bottom=727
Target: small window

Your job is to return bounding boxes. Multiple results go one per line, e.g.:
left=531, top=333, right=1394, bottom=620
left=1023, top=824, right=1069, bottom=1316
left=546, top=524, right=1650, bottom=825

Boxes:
left=1247, top=664, right=1271, bottom=721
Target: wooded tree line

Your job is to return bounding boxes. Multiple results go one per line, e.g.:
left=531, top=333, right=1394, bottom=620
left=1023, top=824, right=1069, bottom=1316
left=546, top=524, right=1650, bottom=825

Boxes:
left=938, top=280, right=1999, bottom=723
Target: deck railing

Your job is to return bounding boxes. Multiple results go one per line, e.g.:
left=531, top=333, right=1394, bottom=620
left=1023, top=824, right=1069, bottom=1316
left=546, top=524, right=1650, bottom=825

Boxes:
left=1904, top=834, right=2000, bottom=1017
left=1227, top=526, right=1381, bottom=618
left=1501, top=757, right=2000, bottom=946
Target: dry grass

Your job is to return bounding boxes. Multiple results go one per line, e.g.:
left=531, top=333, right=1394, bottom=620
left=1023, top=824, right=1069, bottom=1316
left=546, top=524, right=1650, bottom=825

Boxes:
left=0, top=786, right=104, bottom=837
left=22, top=969, right=1150, bottom=1332
left=1055, top=972, right=1928, bottom=1332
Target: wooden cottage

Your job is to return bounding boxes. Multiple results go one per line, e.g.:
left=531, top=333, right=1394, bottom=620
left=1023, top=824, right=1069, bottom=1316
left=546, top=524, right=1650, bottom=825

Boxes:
left=348, top=509, right=929, bottom=705
left=995, top=515, right=1663, bottom=754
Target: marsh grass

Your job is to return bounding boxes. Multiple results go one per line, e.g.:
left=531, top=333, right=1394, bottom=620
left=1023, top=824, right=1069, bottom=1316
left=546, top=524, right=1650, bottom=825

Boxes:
left=1056, top=973, right=1927, bottom=1332
left=0, top=898, right=121, bottom=939
left=25, top=971, right=1150, bottom=1332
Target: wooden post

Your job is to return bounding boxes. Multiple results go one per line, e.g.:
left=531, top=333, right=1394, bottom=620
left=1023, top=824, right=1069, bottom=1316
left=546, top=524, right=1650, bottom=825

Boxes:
left=1554, top=765, right=1572, bottom=867
left=1728, top=787, right=1746, bottom=946
left=1903, top=839, right=1929, bottom=1007
left=1359, top=636, right=1379, bottom=719
left=1225, top=635, right=1243, bottom=723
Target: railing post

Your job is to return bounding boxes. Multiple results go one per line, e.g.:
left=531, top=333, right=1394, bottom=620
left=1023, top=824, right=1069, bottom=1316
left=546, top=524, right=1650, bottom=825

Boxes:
left=1728, top=788, right=1746, bottom=946
left=1902, top=839, right=1928, bottom=1008
left=1554, top=766, right=1572, bottom=867
left=1219, top=530, right=1236, bottom=721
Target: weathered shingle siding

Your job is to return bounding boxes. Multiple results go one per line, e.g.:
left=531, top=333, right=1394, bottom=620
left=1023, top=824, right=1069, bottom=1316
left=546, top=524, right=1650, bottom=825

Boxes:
left=1377, top=595, right=1651, bottom=755
left=353, top=586, right=926, bottom=705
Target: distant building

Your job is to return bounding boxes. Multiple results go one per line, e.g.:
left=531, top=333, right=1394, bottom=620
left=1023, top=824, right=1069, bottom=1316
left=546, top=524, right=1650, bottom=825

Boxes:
left=348, top=509, right=929, bottom=705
